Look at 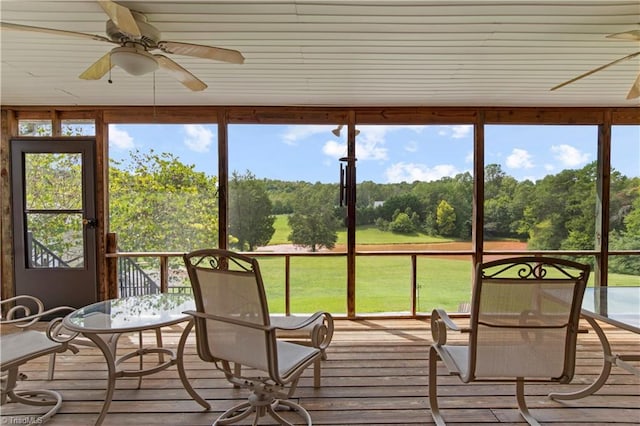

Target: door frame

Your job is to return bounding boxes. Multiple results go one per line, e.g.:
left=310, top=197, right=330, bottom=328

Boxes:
left=11, top=137, right=98, bottom=309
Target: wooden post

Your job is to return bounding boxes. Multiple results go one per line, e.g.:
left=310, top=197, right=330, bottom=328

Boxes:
left=106, top=233, right=118, bottom=299
left=160, top=256, right=169, bottom=293
left=346, top=111, right=357, bottom=318
left=595, top=113, right=611, bottom=286
left=472, top=113, right=485, bottom=269
left=411, top=254, right=417, bottom=315
left=218, top=109, right=228, bottom=249
left=285, top=256, right=291, bottom=315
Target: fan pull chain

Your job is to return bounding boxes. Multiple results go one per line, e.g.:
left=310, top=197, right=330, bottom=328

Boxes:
left=108, top=56, right=113, bottom=84
left=153, top=72, right=157, bottom=118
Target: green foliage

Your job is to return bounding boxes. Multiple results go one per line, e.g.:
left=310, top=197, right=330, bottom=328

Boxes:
left=23, top=153, right=83, bottom=262
left=379, top=193, right=425, bottom=222
left=413, top=173, right=472, bottom=239
left=287, top=183, right=340, bottom=251
left=389, top=212, right=416, bottom=234
left=109, top=150, right=218, bottom=252
left=622, top=187, right=640, bottom=235
left=229, top=171, right=276, bottom=251
left=609, top=191, right=640, bottom=274
left=436, top=200, right=456, bottom=236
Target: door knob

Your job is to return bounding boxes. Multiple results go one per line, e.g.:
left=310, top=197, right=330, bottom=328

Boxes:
left=82, top=218, right=98, bottom=228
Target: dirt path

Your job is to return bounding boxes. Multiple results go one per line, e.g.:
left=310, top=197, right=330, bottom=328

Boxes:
left=258, top=240, right=527, bottom=254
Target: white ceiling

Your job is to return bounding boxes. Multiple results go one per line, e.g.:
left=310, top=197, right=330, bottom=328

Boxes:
left=1, top=0, right=639, bottom=107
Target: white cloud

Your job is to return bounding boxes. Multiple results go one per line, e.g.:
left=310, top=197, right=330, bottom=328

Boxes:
left=384, top=162, right=459, bottom=183
left=506, top=148, right=534, bottom=169
left=357, top=139, right=388, bottom=161
left=184, top=124, right=213, bottom=153
left=551, top=144, right=590, bottom=167
left=109, top=125, right=134, bottom=149
left=465, top=150, right=474, bottom=164
left=322, top=125, right=391, bottom=161
left=405, top=140, right=418, bottom=152
left=282, top=125, right=333, bottom=145
left=322, top=138, right=387, bottom=161
left=322, top=140, right=347, bottom=157
left=438, top=125, right=472, bottom=139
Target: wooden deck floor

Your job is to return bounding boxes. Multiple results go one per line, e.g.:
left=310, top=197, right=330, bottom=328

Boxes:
left=3, top=319, right=639, bottom=425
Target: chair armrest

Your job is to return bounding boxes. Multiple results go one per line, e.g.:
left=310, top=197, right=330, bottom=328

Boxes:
left=273, top=312, right=334, bottom=351
left=184, top=310, right=271, bottom=332
left=431, top=308, right=470, bottom=345
left=2, top=295, right=74, bottom=327
left=1, top=295, right=80, bottom=344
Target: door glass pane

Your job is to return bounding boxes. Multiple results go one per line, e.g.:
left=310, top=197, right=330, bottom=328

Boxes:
left=23, top=152, right=85, bottom=269
left=25, top=153, right=82, bottom=210
left=26, top=213, right=84, bottom=268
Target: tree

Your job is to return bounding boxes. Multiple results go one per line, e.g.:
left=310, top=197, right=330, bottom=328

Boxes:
left=109, top=150, right=218, bottom=252
left=379, top=193, right=425, bottom=222
left=610, top=189, right=640, bottom=274
left=288, top=183, right=339, bottom=251
left=525, top=166, right=596, bottom=250
left=436, top=200, right=456, bottom=236
left=229, top=171, right=276, bottom=251
left=389, top=212, right=416, bottom=234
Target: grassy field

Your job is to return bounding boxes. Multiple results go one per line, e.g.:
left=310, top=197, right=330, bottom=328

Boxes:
left=271, top=214, right=454, bottom=246
left=261, top=215, right=638, bottom=315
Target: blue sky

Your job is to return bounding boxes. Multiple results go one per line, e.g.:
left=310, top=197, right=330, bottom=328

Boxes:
left=109, top=123, right=639, bottom=183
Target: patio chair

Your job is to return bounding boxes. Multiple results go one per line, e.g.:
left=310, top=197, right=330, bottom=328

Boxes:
left=428, top=256, right=590, bottom=426
left=1, top=295, right=80, bottom=424
left=183, top=248, right=333, bottom=425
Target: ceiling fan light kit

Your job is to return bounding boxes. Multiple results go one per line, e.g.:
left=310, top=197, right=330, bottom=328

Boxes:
left=110, top=46, right=158, bottom=76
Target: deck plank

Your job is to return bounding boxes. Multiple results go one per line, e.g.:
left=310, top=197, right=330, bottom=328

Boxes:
left=2, top=319, right=638, bottom=425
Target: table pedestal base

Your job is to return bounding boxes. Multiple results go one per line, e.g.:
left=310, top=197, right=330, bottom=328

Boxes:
left=549, top=316, right=640, bottom=401
left=86, top=320, right=209, bottom=426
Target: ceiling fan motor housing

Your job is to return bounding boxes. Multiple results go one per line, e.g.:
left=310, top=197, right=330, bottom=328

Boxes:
left=106, top=12, right=160, bottom=48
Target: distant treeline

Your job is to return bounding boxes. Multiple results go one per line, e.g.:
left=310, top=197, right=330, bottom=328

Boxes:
left=264, top=162, right=639, bottom=274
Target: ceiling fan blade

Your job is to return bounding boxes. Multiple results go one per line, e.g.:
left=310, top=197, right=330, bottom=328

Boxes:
left=627, top=73, right=640, bottom=99
left=550, top=51, right=640, bottom=91
left=97, top=0, right=141, bottom=38
left=157, top=41, right=244, bottom=64
left=0, top=22, right=114, bottom=43
left=79, top=53, right=114, bottom=80
left=607, top=29, right=640, bottom=41
left=154, top=55, right=207, bottom=91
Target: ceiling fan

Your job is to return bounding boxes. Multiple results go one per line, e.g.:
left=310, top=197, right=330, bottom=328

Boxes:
left=551, top=29, right=640, bottom=100
left=0, top=0, right=244, bottom=91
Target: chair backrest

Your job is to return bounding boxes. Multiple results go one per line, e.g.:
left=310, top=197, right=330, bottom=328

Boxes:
left=184, top=249, right=273, bottom=373
left=467, top=256, right=589, bottom=383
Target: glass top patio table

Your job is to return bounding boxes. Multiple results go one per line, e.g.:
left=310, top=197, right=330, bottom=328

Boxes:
left=581, top=286, right=640, bottom=333
left=549, top=285, right=640, bottom=402
left=64, top=293, right=194, bottom=333
left=62, top=293, right=207, bottom=426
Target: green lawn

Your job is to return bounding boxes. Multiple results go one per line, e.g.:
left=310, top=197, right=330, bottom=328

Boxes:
left=270, top=214, right=291, bottom=244
left=270, top=214, right=453, bottom=246
left=258, top=255, right=473, bottom=314
left=259, top=215, right=638, bottom=315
